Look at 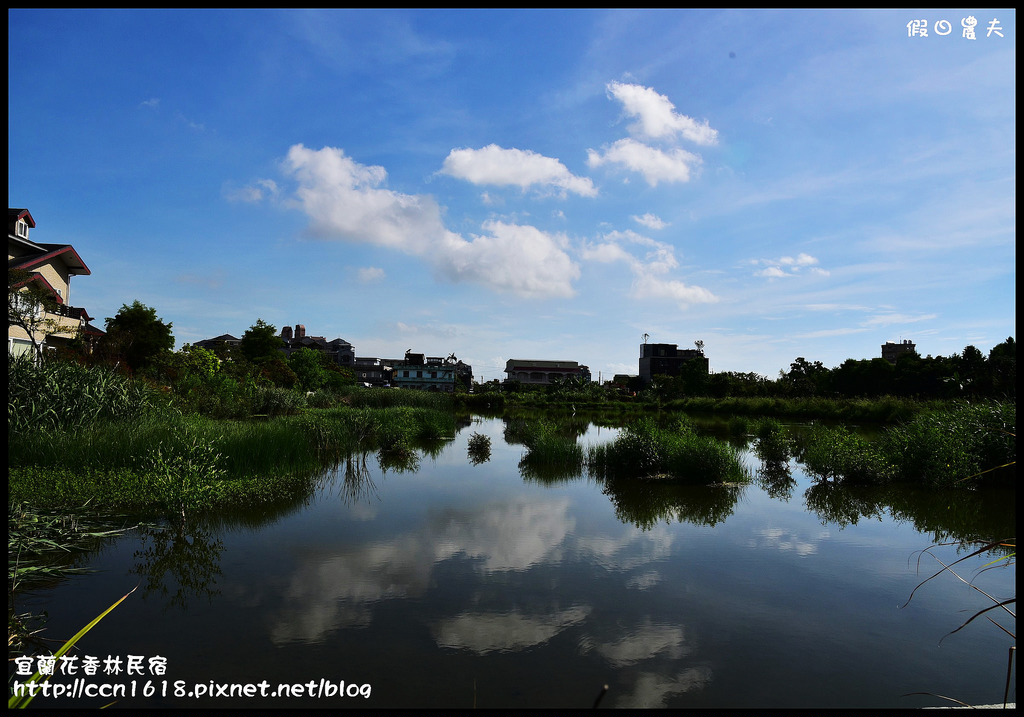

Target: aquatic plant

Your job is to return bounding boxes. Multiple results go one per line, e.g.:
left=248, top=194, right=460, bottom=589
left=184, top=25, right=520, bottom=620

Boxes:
left=901, top=539, right=1016, bottom=708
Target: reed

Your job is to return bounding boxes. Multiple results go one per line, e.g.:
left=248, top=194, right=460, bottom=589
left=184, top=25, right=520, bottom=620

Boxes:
left=8, top=353, right=157, bottom=434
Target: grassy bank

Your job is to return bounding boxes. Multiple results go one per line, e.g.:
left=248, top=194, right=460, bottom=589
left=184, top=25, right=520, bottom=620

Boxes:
left=9, top=404, right=457, bottom=512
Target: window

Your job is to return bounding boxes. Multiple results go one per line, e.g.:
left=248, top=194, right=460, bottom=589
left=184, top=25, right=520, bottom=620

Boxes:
left=15, top=220, right=29, bottom=238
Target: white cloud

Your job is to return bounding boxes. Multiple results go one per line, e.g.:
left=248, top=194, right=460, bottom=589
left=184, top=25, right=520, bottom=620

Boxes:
left=752, top=253, right=830, bottom=278
left=587, top=138, right=701, bottom=186
left=224, top=178, right=279, bottom=203
left=438, top=221, right=580, bottom=299
left=633, top=273, right=718, bottom=306
left=279, top=145, right=580, bottom=298
left=357, top=266, right=385, bottom=283
left=441, top=144, right=597, bottom=197
left=606, top=81, right=718, bottom=146
left=582, top=230, right=717, bottom=307
left=632, top=213, right=668, bottom=230
left=862, top=312, right=937, bottom=327
left=284, top=143, right=444, bottom=253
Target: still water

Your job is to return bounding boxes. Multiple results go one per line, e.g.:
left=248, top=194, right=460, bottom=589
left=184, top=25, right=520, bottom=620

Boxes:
left=16, top=416, right=1016, bottom=709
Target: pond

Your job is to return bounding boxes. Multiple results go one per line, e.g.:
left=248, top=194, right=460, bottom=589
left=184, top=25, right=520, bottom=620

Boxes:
left=13, top=416, right=1016, bottom=709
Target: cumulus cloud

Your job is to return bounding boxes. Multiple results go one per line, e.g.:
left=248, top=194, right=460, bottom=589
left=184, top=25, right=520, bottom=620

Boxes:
left=284, top=143, right=445, bottom=253
left=606, top=81, right=718, bottom=146
left=438, top=221, right=580, bottom=299
left=440, top=144, right=597, bottom=197
left=589, top=82, right=718, bottom=186
left=277, top=144, right=579, bottom=298
left=587, top=139, right=701, bottom=186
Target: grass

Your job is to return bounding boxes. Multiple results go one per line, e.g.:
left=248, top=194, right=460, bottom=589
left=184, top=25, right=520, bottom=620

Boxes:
left=8, top=406, right=458, bottom=512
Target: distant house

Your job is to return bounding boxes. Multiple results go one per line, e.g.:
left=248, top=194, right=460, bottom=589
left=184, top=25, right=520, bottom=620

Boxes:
left=193, top=334, right=241, bottom=352
left=638, top=342, right=708, bottom=384
left=881, top=340, right=916, bottom=363
left=391, top=350, right=472, bottom=392
left=280, top=324, right=355, bottom=366
left=8, top=208, right=101, bottom=357
left=504, top=359, right=590, bottom=386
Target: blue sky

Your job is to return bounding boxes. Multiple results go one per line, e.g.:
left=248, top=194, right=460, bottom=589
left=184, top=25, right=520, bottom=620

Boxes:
left=8, top=9, right=1016, bottom=381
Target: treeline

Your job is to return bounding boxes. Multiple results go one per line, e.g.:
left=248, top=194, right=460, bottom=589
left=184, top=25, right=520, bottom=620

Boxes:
left=648, top=338, right=1016, bottom=401
left=51, top=305, right=361, bottom=418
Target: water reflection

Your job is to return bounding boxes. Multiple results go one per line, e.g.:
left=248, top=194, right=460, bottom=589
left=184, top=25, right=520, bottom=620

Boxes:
left=268, top=497, right=575, bottom=645
left=33, top=415, right=1015, bottom=710
left=131, top=522, right=224, bottom=610
left=602, top=478, right=745, bottom=530
left=802, top=480, right=1016, bottom=544
left=434, top=606, right=591, bottom=653
left=756, top=460, right=797, bottom=502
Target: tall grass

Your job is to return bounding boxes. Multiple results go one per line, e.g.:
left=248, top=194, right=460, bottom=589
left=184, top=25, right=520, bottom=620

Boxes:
left=8, top=354, right=156, bottom=434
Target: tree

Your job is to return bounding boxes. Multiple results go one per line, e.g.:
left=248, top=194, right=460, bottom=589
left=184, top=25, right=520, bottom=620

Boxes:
left=240, top=319, right=283, bottom=364
left=987, top=337, right=1015, bottom=398
left=288, top=347, right=328, bottom=391
left=101, top=301, right=174, bottom=372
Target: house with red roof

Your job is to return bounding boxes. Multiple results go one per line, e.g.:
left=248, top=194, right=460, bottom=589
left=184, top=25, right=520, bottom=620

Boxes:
left=8, top=208, right=101, bottom=357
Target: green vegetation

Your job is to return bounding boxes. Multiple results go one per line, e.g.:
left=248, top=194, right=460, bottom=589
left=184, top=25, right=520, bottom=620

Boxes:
left=800, top=401, right=1015, bottom=487
left=586, top=416, right=748, bottom=484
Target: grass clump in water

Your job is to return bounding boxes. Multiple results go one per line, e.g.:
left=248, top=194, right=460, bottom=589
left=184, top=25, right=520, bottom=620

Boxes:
left=587, top=416, right=748, bottom=484
left=518, top=420, right=584, bottom=479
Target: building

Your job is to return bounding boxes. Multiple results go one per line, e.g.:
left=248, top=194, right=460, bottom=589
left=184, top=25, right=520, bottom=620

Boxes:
left=881, top=339, right=916, bottom=363
left=504, top=359, right=591, bottom=386
left=8, top=208, right=100, bottom=357
left=391, top=350, right=471, bottom=392
left=193, top=334, right=241, bottom=352
left=280, top=324, right=355, bottom=367
left=353, top=357, right=392, bottom=387
left=638, top=342, right=708, bottom=384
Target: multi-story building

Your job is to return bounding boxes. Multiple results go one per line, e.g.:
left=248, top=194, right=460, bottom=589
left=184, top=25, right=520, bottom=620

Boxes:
left=391, top=350, right=471, bottom=392
left=353, top=357, right=392, bottom=387
left=881, top=339, right=916, bottom=363
left=8, top=208, right=100, bottom=357
left=504, top=359, right=591, bottom=386
left=638, top=342, right=708, bottom=384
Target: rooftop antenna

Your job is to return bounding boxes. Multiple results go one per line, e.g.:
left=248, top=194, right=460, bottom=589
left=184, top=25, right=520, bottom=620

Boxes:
left=642, top=333, right=649, bottom=345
